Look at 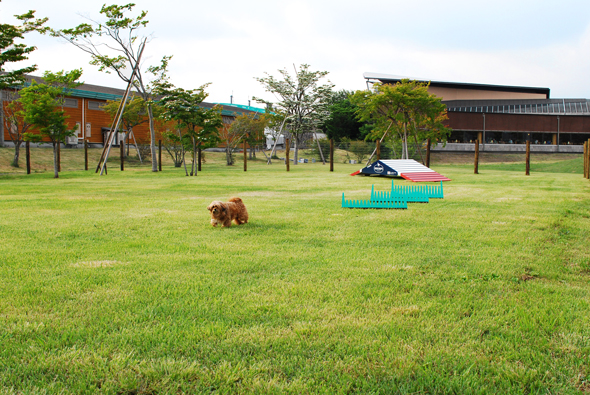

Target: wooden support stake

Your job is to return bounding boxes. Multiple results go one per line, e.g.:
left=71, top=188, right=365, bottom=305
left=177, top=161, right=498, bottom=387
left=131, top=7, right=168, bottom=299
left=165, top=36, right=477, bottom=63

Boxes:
left=286, top=138, right=290, bottom=172
left=426, top=138, right=431, bottom=168
left=376, top=140, right=381, bottom=161
left=330, top=139, right=334, bottom=172
left=158, top=139, right=162, bottom=172
left=120, top=141, right=124, bottom=171
left=243, top=140, right=247, bottom=172
left=26, top=141, right=31, bottom=175
left=198, top=144, right=202, bottom=172
left=584, top=141, right=587, bottom=179
left=525, top=140, right=531, bottom=176
left=84, top=140, right=88, bottom=171
left=474, top=139, right=479, bottom=174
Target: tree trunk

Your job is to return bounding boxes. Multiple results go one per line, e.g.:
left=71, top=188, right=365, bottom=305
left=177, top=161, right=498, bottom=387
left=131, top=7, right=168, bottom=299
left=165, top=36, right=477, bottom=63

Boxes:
left=182, top=145, right=188, bottom=176
left=402, top=123, right=408, bottom=159
left=198, top=142, right=202, bottom=171
left=52, top=142, right=59, bottom=178
left=147, top=105, right=158, bottom=172
left=293, top=137, right=299, bottom=164
left=192, top=137, right=197, bottom=176
left=12, top=143, right=21, bottom=167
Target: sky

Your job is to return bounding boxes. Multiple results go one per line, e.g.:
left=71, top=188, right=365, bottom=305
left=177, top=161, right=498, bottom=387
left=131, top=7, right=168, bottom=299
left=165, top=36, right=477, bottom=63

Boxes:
left=3, top=0, right=590, bottom=106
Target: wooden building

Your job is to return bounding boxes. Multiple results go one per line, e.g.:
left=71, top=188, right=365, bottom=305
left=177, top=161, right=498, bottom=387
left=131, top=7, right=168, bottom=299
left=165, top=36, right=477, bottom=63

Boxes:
left=0, top=75, right=264, bottom=147
left=363, top=72, right=590, bottom=152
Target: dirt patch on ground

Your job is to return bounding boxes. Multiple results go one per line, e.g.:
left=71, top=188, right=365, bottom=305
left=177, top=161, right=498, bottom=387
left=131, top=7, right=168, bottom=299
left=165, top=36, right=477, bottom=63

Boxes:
left=71, top=260, right=121, bottom=268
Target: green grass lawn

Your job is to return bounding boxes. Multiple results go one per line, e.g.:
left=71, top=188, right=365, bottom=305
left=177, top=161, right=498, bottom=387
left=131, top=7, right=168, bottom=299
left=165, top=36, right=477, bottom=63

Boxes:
left=1, top=149, right=589, bottom=394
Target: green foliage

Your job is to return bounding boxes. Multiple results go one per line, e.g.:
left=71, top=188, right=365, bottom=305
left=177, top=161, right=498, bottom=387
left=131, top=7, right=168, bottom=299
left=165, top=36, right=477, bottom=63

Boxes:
left=156, top=82, right=222, bottom=174
left=321, top=90, right=364, bottom=141
left=351, top=80, right=451, bottom=159
left=0, top=9, right=48, bottom=88
left=103, top=96, right=148, bottom=132
left=254, top=64, right=334, bottom=162
left=18, top=70, right=82, bottom=178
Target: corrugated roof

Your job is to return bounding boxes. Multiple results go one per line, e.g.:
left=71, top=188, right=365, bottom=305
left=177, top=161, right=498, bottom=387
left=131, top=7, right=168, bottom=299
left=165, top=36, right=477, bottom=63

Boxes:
left=444, top=98, right=590, bottom=115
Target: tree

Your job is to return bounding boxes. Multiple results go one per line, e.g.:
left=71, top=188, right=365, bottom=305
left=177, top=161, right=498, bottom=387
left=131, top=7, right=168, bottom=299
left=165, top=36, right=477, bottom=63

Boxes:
left=3, top=90, right=32, bottom=167
left=254, top=64, right=333, bottom=164
left=103, top=95, right=148, bottom=158
left=224, top=112, right=269, bottom=165
left=157, top=83, right=222, bottom=175
left=53, top=4, right=170, bottom=172
left=0, top=9, right=48, bottom=89
left=321, top=90, right=364, bottom=141
left=1, top=8, right=47, bottom=153
left=19, top=70, right=83, bottom=178
left=350, top=80, right=450, bottom=162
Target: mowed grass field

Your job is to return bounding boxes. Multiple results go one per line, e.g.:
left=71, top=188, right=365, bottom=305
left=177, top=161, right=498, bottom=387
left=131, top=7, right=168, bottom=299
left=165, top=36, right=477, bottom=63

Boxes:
left=1, top=147, right=589, bottom=394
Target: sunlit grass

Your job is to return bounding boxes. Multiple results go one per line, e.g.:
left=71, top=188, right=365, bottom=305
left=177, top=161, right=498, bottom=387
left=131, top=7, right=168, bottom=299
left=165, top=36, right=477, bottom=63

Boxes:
left=0, top=150, right=589, bottom=394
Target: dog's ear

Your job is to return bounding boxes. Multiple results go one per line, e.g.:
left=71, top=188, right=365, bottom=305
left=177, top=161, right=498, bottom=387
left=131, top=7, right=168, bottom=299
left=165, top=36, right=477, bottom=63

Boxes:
left=207, top=204, right=212, bottom=211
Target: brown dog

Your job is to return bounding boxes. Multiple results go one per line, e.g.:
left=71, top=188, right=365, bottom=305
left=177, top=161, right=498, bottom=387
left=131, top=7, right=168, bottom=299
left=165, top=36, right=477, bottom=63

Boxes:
left=207, top=197, right=249, bottom=227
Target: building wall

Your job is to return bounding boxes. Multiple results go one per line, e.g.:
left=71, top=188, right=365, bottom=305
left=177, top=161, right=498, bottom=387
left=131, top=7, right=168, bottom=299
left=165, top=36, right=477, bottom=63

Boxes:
left=429, top=86, right=548, bottom=101
left=447, top=112, right=590, bottom=133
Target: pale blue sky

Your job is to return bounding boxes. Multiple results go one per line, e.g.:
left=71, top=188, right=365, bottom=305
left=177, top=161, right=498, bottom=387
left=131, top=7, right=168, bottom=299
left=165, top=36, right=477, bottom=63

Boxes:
left=3, top=0, right=590, bottom=105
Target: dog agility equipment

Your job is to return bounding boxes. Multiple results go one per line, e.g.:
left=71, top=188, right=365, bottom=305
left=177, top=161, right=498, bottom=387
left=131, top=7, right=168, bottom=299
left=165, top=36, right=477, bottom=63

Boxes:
left=350, top=159, right=451, bottom=182
left=342, top=180, right=444, bottom=209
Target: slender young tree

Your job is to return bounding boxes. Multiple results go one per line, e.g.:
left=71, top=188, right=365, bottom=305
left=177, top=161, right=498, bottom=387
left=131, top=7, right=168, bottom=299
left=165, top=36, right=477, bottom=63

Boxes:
left=254, top=64, right=333, bottom=164
left=157, top=83, right=222, bottom=175
left=3, top=90, right=32, bottom=167
left=103, top=96, right=148, bottom=158
left=19, top=70, right=83, bottom=178
left=350, top=80, right=450, bottom=161
left=0, top=8, right=48, bottom=152
left=53, top=4, right=170, bottom=172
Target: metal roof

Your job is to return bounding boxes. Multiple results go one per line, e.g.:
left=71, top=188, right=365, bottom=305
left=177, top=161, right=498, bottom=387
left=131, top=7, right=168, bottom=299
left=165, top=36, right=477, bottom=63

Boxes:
left=444, top=98, right=590, bottom=115
left=363, top=72, right=550, bottom=98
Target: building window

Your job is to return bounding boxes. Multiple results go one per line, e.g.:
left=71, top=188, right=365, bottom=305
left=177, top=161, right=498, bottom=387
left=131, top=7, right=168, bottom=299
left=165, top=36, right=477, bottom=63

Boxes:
left=64, top=98, right=78, bottom=108
left=88, top=100, right=104, bottom=111
left=222, top=116, right=233, bottom=124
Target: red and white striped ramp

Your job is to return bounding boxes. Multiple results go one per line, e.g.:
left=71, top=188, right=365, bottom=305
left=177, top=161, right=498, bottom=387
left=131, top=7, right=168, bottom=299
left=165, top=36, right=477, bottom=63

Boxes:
left=351, top=159, right=451, bottom=182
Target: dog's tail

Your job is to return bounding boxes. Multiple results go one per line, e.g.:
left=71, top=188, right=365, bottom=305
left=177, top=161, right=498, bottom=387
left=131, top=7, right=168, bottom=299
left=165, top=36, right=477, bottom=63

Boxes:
left=228, top=197, right=243, bottom=204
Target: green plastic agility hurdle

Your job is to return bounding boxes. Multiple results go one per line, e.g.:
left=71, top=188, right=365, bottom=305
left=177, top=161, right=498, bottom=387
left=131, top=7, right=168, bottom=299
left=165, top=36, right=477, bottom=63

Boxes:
left=342, top=193, right=408, bottom=209
left=370, top=180, right=444, bottom=203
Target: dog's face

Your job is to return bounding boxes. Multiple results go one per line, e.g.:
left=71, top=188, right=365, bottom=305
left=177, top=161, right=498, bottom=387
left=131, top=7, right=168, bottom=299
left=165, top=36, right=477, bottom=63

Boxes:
left=207, top=201, right=226, bottom=218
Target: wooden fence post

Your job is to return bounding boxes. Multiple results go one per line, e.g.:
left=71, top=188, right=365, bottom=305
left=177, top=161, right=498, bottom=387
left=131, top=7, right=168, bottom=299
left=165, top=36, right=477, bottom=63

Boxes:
left=286, top=138, right=290, bottom=172
left=243, top=140, right=247, bottom=172
left=525, top=140, right=530, bottom=176
left=84, top=140, right=88, bottom=171
left=120, top=141, right=124, bottom=171
left=426, top=138, right=431, bottom=168
left=584, top=141, right=587, bottom=179
left=474, top=139, right=479, bottom=174
left=158, top=139, right=162, bottom=172
left=330, top=139, right=334, bottom=172
left=26, top=141, right=31, bottom=175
